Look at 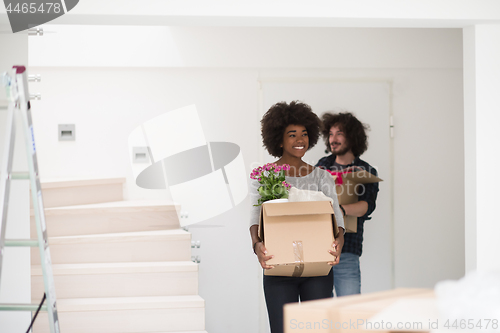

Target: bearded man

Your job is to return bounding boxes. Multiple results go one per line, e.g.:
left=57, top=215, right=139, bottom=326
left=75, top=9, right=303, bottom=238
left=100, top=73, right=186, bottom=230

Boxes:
left=316, top=112, right=379, bottom=296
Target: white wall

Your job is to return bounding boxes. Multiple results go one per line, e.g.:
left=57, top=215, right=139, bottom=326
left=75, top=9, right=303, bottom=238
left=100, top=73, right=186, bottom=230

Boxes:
left=392, top=68, right=464, bottom=286
left=28, top=26, right=464, bottom=333
left=0, top=28, right=31, bottom=332
left=463, top=24, right=500, bottom=273
left=30, top=26, right=462, bottom=69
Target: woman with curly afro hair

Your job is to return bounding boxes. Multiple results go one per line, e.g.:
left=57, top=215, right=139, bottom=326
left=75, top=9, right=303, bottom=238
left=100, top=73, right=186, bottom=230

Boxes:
left=249, top=101, right=345, bottom=333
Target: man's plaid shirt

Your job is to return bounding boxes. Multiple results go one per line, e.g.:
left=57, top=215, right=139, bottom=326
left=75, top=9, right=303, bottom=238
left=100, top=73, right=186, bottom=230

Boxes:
left=316, top=154, right=379, bottom=256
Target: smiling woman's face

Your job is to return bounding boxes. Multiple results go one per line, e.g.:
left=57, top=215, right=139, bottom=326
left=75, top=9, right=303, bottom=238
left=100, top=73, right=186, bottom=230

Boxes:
left=281, top=124, right=309, bottom=159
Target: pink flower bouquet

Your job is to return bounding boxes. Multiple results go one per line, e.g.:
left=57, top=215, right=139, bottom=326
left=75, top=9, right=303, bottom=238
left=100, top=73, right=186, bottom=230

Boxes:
left=250, top=163, right=292, bottom=206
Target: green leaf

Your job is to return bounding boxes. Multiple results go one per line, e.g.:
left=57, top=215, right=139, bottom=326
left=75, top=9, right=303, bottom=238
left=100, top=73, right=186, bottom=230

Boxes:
left=258, top=186, right=272, bottom=197
left=271, top=183, right=286, bottom=197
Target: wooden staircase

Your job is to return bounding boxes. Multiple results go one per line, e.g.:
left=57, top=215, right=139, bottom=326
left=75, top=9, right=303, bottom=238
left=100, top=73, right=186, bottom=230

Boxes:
left=31, top=178, right=206, bottom=333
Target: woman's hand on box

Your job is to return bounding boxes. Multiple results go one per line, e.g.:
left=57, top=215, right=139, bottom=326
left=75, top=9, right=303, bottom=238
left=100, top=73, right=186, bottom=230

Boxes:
left=328, top=241, right=340, bottom=266
left=328, top=227, right=345, bottom=266
left=255, top=242, right=274, bottom=269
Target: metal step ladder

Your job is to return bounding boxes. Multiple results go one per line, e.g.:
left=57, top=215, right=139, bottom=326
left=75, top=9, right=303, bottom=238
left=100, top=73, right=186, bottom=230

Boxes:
left=0, top=66, right=60, bottom=333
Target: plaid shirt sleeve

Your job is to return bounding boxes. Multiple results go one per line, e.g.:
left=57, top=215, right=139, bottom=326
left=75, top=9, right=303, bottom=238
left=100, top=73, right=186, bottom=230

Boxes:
left=357, top=164, right=379, bottom=220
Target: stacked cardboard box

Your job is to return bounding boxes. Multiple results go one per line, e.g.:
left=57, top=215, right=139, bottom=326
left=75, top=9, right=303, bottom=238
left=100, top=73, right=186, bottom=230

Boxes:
left=284, top=288, right=434, bottom=333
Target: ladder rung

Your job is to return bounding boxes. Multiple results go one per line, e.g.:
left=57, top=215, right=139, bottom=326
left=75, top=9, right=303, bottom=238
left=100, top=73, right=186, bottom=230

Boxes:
left=0, top=303, right=47, bottom=312
left=10, top=172, right=30, bottom=180
left=4, top=239, right=39, bottom=247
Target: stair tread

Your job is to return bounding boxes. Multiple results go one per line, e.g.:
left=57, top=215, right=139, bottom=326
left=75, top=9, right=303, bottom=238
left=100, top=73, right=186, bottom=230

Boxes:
left=50, top=228, right=190, bottom=241
left=41, top=199, right=180, bottom=216
left=32, top=261, right=198, bottom=275
left=55, top=295, right=205, bottom=312
left=39, top=177, right=126, bottom=189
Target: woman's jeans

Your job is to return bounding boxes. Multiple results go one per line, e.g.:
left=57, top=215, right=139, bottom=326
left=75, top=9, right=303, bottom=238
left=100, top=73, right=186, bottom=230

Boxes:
left=263, top=268, right=333, bottom=333
left=332, top=252, right=361, bottom=296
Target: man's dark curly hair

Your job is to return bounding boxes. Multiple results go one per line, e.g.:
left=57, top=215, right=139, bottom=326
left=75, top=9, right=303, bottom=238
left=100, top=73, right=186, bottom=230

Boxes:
left=261, top=101, right=321, bottom=157
left=321, top=112, right=369, bottom=157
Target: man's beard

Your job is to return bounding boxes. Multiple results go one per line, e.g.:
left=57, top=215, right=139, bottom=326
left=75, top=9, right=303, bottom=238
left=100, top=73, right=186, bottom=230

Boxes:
left=330, top=143, right=350, bottom=156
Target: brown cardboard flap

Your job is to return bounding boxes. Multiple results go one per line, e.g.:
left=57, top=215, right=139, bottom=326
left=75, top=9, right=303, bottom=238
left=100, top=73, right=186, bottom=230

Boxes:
left=263, top=201, right=333, bottom=217
left=344, top=215, right=357, bottom=233
left=336, top=182, right=358, bottom=204
left=342, top=170, right=383, bottom=184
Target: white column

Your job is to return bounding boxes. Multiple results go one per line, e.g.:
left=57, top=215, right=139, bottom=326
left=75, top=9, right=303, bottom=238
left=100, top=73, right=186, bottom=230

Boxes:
left=463, top=24, right=500, bottom=273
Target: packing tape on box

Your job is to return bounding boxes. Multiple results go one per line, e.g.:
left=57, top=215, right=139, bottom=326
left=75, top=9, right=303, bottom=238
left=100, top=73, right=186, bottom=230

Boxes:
left=128, top=105, right=248, bottom=226
left=292, top=240, right=305, bottom=277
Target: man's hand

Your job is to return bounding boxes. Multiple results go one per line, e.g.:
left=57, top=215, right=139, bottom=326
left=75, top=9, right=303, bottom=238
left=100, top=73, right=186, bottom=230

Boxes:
left=255, top=242, right=274, bottom=269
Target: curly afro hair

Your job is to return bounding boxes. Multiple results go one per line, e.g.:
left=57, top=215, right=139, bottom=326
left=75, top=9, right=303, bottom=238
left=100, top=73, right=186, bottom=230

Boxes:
left=320, top=112, right=369, bottom=157
left=261, top=101, right=321, bottom=157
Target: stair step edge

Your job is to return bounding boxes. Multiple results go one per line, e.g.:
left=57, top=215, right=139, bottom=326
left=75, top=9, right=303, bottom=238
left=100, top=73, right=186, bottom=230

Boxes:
left=40, top=177, right=126, bottom=189
left=49, top=229, right=191, bottom=243
left=55, top=295, right=205, bottom=312
left=31, top=261, right=198, bottom=275
left=38, top=199, right=180, bottom=216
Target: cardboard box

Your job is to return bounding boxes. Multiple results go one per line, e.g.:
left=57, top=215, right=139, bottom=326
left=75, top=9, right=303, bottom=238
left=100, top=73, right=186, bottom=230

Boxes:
left=284, top=288, right=433, bottom=333
left=367, top=297, right=439, bottom=332
left=333, top=170, right=383, bottom=233
left=339, top=291, right=435, bottom=333
left=258, top=201, right=339, bottom=277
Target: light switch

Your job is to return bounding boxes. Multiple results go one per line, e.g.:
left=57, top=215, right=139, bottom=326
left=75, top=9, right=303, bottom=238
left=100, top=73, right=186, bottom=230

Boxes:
left=133, top=147, right=151, bottom=163
left=58, top=124, right=75, bottom=141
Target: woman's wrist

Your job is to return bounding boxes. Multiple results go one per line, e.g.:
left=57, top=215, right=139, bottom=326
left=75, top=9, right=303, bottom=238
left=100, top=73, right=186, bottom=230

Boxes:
left=339, top=205, right=346, bottom=217
left=253, top=241, right=262, bottom=254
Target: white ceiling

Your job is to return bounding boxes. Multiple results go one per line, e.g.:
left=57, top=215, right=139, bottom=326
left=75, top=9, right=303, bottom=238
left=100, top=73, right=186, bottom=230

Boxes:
left=1, top=0, right=500, bottom=29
